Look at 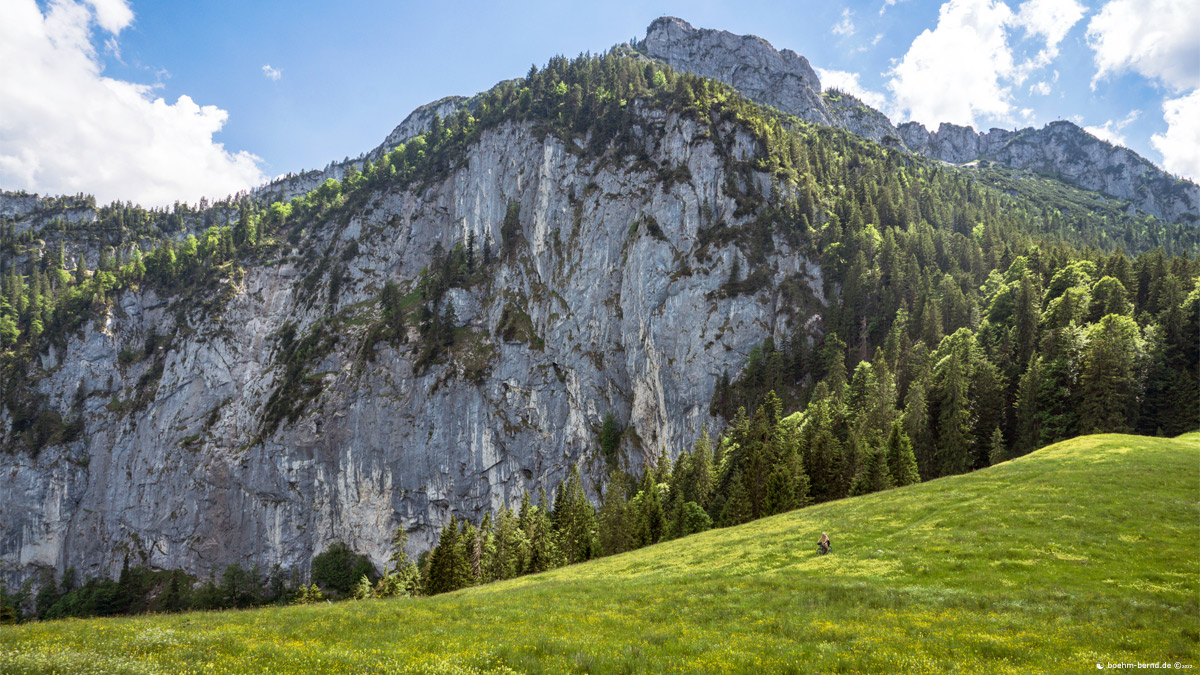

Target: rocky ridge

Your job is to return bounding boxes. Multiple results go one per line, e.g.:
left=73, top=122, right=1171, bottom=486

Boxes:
left=639, top=17, right=1198, bottom=224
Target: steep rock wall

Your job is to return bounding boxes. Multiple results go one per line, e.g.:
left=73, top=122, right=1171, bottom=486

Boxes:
left=0, top=111, right=820, bottom=585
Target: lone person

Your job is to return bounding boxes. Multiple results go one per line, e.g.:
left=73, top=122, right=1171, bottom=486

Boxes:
left=818, top=532, right=832, bottom=555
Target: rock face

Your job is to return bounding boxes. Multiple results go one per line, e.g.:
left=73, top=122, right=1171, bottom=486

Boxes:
left=896, top=121, right=1200, bottom=223
left=824, top=92, right=901, bottom=146
left=372, top=96, right=471, bottom=158
left=642, top=17, right=831, bottom=126
left=0, top=110, right=819, bottom=586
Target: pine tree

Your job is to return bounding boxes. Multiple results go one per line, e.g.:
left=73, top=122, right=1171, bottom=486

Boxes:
left=719, top=472, right=752, bottom=526
left=1013, top=355, right=1043, bottom=455
left=849, top=446, right=893, bottom=496
left=553, top=465, right=597, bottom=564
left=527, top=488, right=559, bottom=573
left=884, top=421, right=920, bottom=486
left=930, top=330, right=975, bottom=477
left=489, top=506, right=521, bottom=581
left=987, top=426, right=1007, bottom=466
left=1078, top=314, right=1144, bottom=433
left=598, top=471, right=635, bottom=556
left=763, top=465, right=795, bottom=515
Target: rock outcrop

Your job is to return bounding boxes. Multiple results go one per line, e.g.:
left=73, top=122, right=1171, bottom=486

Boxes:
left=372, top=96, right=471, bottom=158
left=896, top=121, right=1199, bottom=223
left=823, top=92, right=901, bottom=147
left=641, top=17, right=831, bottom=127
left=0, top=109, right=818, bottom=586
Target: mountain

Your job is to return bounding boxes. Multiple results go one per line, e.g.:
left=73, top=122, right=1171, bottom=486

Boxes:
left=0, top=19, right=1196, bottom=592
left=3, top=433, right=1195, bottom=672
left=635, top=17, right=1198, bottom=224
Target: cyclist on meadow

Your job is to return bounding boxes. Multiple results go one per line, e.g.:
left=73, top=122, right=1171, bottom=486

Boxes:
left=818, top=532, right=831, bottom=555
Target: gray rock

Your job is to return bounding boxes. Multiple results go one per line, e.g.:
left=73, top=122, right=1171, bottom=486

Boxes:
left=372, top=96, right=471, bottom=159
left=897, top=120, right=1200, bottom=223
left=641, top=17, right=831, bottom=126
left=0, top=112, right=820, bottom=587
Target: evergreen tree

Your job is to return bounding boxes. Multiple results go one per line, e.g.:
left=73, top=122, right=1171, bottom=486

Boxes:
left=849, top=446, right=893, bottom=496
left=1078, top=314, right=1144, bottom=433
left=763, top=465, right=796, bottom=514
left=598, top=471, right=636, bottom=556
left=719, top=472, right=752, bottom=527
left=884, top=421, right=920, bottom=486
left=987, top=426, right=1007, bottom=465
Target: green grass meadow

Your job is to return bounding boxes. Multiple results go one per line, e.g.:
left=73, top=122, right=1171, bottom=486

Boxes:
left=2, top=433, right=1197, bottom=674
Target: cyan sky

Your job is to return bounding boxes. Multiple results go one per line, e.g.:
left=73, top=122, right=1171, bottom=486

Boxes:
left=5, top=0, right=1197, bottom=205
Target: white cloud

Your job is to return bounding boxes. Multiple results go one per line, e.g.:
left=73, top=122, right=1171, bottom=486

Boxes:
left=879, top=0, right=907, bottom=16
left=1012, top=0, right=1086, bottom=80
left=887, top=0, right=1085, bottom=129
left=816, top=68, right=891, bottom=112
left=833, top=9, right=855, bottom=37
left=886, top=0, right=1017, bottom=128
left=0, top=0, right=264, bottom=207
left=1029, top=81, right=1052, bottom=95
left=1087, top=0, right=1200, bottom=91
left=82, top=0, right=133, bottom=34
left=262, top=64, right=282, bottom=81
left=1013, top=0, right=1085, bottom=55
left=1083, top=109, right=1140, bottom=146
left=1150, top=89, right=1200, bottom=180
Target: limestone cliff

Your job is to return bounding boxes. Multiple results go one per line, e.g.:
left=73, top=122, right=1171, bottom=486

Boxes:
left=0, top=108, right=818, bottom=585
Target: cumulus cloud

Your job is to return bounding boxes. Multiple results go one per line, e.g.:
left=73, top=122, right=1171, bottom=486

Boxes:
left=887, top=0, right=1085, bottom=129
left=887, top=0, right=1017, bottom=128
left=0, top=0, right=264, bottom=207
left=1013, top=0, right=1085, bottom=71
left=82, top=0, right=133, bottom=33
left=816, top=68, right=891, bottom=113
left=1150, top=90, right=1200, bottom=181
left=879, top=0, right=908, bottom=16
left=832, top=9, right=855, bottom=37
left=1083, top=109, right=1140, bottom=146
left=1029, top=81, right=1052, bottom=95
left=261, top=64, right=282, bottom=81
left=1086, top=0, right=1200, bottom=91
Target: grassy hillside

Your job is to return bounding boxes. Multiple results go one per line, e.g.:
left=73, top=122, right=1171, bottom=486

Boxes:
left=2, top=433, right=1196, bottom=674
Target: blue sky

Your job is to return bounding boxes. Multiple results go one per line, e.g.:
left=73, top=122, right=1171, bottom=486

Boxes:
left=2, top=0, right=1197, bottom=206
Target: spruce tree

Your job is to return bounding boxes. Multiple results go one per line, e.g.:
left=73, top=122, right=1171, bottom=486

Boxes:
left=884, top=421, right=920, bottom=487
left=763, top=465, right=795, bottom=515
left=987, top=426, right=1007, bottom=466
left=850, top=446, right=893, bottom=496
left=1078, top=314, right=1144, bottom=434
left=720, top=472, right=752, bottom=526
